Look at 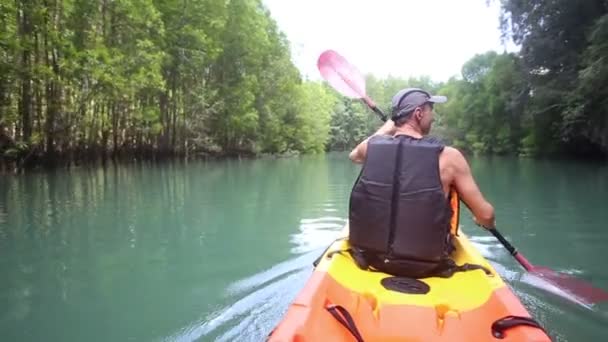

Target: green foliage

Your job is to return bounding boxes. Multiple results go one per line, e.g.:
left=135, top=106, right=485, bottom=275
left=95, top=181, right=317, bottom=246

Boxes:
left=519, top=132, right=538, bottom=157
left=0, top=0, right=343, bottom=162
left=325, top=75, right=442, bottom=151
left=291, top=82, right=335, bottom=153
left=331, top=1, right=607, bottom=158
left=429, top=52, right=527, bottom=156
left=2, top=0, right=606, bottom=165
left=499, top=0, right=608, bottom=157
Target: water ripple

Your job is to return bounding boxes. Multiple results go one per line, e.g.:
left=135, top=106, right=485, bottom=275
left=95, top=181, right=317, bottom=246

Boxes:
left=289, top=216, right=345, bottom=254
left=225, top=251, right=316, bottom=297
left=162, top=260, right=315, bottom=342
left=173, top=213, right=350, bottom=341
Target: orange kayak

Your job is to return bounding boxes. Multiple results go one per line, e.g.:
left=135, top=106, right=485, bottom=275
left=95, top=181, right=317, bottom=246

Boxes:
left=268, top=230, right=552, bottom=341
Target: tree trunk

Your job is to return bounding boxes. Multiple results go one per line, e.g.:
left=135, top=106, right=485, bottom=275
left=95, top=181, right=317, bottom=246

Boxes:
left=112, top=102, right=118, bottom=155
left=101, top=103, right=109, bottom=155
left=42, top=0, right=64, bottom=158
left=159, top=85, right=169, bottom=152
left=18, top=4, right=32, bottom=143
left=34, top=32, right=44, bottom=141
left=171, top=93, right=177, bottom=151
left=43, top=2, right=54, bottom=156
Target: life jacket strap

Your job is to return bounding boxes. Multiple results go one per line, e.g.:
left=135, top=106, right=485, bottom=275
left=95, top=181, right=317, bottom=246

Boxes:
left=432, top=258, right=494, bottom=278
left=345, top=248, right=493, bottom=279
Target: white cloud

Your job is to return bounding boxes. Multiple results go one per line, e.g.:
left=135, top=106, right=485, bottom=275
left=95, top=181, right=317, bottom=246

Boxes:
left=263, top=0, right=518, bottom=82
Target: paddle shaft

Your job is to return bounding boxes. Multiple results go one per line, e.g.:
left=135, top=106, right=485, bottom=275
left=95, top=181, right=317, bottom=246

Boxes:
left=362, top=96, right=387, bottom=122
left=489, top=228, right=535, bottom=271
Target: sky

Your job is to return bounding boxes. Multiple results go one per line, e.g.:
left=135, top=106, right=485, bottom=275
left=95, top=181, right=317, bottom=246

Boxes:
left=262, top=0, right=518, bottom=82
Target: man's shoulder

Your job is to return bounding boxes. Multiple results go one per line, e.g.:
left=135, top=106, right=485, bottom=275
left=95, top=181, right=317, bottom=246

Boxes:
left=443, top=145, right=461, bottom=155
left=420, top=135, right=445, bottom=145
left=369, top=134, right=397, bottom=144
left=441, top=146, right=467, bottom=165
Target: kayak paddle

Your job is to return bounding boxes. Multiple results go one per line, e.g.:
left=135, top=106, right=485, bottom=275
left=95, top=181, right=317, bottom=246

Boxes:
left=489, top=228, right=608, bottom=306
left=317, top=48, right=608, bottom=306
left=317, top=50, right=387, bottom=121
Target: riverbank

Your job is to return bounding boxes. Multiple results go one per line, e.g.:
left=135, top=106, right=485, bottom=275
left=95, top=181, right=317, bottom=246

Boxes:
left=0, top=147, right=307, bottom=174
left=4, top=146, right=608, bottom=175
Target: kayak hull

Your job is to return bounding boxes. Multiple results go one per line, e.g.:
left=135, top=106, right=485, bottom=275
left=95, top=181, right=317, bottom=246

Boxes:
left=269, top=231, right=551, bottom=342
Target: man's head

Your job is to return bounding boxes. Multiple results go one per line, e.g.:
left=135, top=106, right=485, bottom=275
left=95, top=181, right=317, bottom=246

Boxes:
left=390, top=88, right=447, bottom=135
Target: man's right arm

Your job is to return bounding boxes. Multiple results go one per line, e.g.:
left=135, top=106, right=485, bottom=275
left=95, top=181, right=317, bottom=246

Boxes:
left=448, top=147, right=495, bottom=229
left=349, top=119, right=396, bottom=164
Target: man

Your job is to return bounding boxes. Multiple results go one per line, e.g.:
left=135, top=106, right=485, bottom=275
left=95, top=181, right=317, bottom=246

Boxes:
left=347, top=88, right=495, bottom=277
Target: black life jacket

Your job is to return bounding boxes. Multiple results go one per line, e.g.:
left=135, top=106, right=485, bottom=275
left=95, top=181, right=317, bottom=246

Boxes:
left=348, top=134, right=459, bottom=277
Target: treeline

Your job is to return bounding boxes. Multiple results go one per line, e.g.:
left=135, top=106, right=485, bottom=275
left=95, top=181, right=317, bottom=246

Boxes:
left=440, top=0, right=608, bottom=157
left=0, top=0, right=335, bottom=169
left=329, top=1, right=608, bottom=158
left=2, top=0, right=607, bottom=170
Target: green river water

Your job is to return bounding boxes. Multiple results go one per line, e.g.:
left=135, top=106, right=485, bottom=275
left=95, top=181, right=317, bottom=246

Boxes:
left=1, top=153, right=607, bottom=341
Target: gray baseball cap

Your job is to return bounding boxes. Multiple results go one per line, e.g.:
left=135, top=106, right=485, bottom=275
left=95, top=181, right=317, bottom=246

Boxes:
left=391, top=88, right=447, bottom=120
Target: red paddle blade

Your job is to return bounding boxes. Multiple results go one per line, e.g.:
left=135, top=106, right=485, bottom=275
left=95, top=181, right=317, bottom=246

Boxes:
left=317, top=50, right=366, bottom=99
left=531, top=266, right=608, bottom=306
